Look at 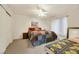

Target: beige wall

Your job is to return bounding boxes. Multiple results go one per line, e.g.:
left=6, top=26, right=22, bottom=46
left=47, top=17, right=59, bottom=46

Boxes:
left=0, top=6, right=13, bottom=53
left=12, top=15, right=51, bottom=39
left=68, top=15, right=79, bottom=27
left=12, top=12, right=79, bottom=39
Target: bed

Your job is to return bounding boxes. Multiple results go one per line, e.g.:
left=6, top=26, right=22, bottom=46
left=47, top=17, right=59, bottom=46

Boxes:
left=27, top=26, right=57, bottom=46
left=45, top=39, right=79, bottom=54
left=45, top=27, right=79, bottom=54
left=30, top=31, right=57, bottom=46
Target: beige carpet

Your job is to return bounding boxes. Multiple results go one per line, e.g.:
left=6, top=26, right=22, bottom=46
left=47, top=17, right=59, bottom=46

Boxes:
left=5, top=39, right=56, bottom=54
left=5, top=39, right=33, bottom=54
left=4, top=39, right=48, bottom=54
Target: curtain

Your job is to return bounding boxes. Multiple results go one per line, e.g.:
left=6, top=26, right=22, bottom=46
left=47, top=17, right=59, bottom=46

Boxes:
left=51, top=17, right=68, bottom=39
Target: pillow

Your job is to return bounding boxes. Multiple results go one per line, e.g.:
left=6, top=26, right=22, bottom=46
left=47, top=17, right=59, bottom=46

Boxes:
left=68, top=37, right=79, bottom=43
left=39, top=31, right=46, bottom=35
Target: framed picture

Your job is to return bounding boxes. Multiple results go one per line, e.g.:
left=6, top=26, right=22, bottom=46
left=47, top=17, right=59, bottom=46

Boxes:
left=67, top=27, right=79, bottom=39
left=31, top=21, right=38, bottom=27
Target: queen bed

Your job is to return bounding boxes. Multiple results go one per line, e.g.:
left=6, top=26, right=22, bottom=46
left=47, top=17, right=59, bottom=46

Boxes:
left=27, top=27, right=57, bottom=46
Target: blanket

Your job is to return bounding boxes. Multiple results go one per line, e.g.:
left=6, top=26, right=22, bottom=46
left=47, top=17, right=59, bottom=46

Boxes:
left=46, top=39, right=79, bottom=54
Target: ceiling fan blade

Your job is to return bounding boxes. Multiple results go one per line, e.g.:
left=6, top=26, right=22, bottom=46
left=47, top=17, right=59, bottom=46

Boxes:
left=36, top=5, right=47, bottom=12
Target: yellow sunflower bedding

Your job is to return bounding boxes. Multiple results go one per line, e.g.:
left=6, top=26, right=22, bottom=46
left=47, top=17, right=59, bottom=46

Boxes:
left=45, top=39, right=79, bottom=54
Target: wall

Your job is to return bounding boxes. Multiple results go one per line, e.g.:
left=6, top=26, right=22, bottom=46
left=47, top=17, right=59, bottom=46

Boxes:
left=68, top=14, right=79, bottom=27
left=12, top=15, right=51, bottom=39
left=12, top=12, right=79, bottom=39
left=0, top=6, right=13, bottom=53
left=9, top=6, right=79, bottom=40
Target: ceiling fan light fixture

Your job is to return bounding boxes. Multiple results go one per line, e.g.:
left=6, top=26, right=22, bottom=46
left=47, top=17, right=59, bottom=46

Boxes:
left=38, top=9, right=47, bottom=16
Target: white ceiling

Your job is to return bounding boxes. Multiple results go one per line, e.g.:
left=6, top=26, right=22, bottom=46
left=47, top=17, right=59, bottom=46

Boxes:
left=7, top=4, right=79, bottom=19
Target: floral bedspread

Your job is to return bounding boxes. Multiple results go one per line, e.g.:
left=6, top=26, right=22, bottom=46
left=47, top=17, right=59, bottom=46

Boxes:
left=46, top=39, right=79, bottom=54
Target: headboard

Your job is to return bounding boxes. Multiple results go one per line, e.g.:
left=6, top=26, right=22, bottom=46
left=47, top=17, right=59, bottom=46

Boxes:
left=67, top=27, right=79, bottom=39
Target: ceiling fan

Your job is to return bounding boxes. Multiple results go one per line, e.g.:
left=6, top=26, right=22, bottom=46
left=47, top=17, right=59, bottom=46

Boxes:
left=36, top=5, right=48, bottom=16
left=36, top=5, right=47, bottom=12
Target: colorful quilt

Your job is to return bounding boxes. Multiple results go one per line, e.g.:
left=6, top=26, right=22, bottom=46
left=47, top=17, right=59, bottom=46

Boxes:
left=46, top=39, right=79, bottom=54
left=30, top=33, right=55, bottom=46
left=30, top=34, right=49, bottom=46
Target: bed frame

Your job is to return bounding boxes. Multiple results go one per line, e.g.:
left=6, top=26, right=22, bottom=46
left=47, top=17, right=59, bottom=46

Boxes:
left=67, top=27, right=79, bottom=39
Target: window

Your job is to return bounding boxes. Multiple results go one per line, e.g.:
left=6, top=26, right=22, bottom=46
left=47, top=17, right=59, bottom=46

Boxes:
left=51, top=17, right=68, bottom=39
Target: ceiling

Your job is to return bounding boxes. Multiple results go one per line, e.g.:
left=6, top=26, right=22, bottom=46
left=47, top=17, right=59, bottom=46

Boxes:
left=7, top=4, right=79, bottom=19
